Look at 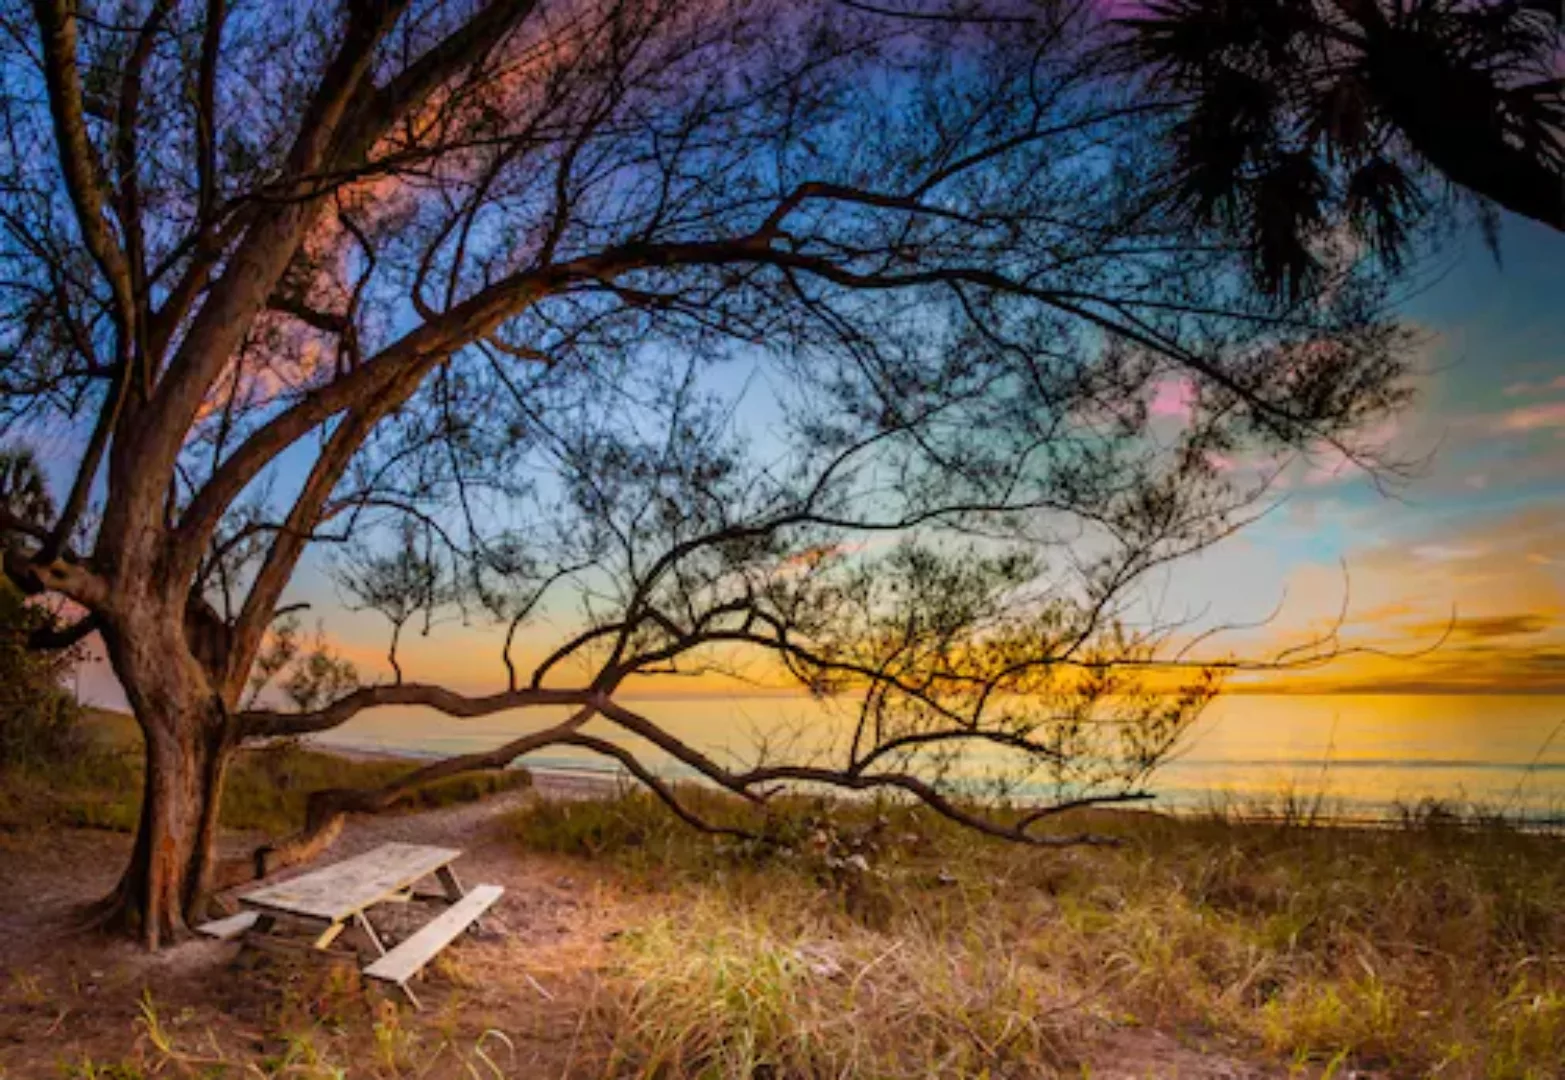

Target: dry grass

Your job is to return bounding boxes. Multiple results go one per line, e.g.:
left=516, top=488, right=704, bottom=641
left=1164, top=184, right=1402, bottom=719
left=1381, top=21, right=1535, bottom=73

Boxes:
left=4, top=710, right=1560, bottom=1076
left=511, top=788, right=1565, bottom=1078
left=602, top=900, right=1086, bottom=1078
left=37, top=988, right=528, bottom=1079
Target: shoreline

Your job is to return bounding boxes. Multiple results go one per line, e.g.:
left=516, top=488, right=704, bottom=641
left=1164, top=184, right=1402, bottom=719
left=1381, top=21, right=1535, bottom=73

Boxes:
left=307, top=738, right=628, bottom=800
left=304, top=738, right=1565, bottom=833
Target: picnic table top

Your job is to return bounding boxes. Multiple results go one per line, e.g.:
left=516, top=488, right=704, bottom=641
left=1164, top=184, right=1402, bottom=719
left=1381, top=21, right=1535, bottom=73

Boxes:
left=239, top=842, right=461, bottom=922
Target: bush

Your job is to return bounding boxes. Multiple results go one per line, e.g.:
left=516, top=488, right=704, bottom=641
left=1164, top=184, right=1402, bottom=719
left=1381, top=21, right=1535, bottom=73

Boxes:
left=0, top=581, right=87, bottom=769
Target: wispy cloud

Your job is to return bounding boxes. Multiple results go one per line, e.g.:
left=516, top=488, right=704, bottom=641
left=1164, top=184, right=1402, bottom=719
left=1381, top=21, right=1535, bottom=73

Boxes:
left=1503, top=374, right=1565, bottom=397
left=1408, top=613, right=1552, bottom=640
left=1234, top=507, right=1565, bottom=694
left=1412, top=544, right=1484, bottom=562
left=1497, top=401, right=1565, bottom=432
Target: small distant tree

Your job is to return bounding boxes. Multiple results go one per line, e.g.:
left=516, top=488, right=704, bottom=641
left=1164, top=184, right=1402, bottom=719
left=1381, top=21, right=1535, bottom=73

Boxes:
left=0, top=0, right=1415, bottom=946
left=0, top=448, right=54, bottom=531
left=336, top=520, right=452, bottom=685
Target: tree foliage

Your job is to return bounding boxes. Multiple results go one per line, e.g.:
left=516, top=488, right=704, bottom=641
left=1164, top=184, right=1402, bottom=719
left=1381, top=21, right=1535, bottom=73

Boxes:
left=0, top=451, right=82, bottom=768
left=1114, top=0, right=1564, bottom=298
left=0, top=0, right=1422, bottom=939
left=0, top=579, right=86, bottom=768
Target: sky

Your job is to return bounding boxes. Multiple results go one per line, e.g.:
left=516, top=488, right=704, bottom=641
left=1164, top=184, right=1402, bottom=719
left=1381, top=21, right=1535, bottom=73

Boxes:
left=319, top=213, right=1565, bottom=701
left=67, top=215, right=1565, bottom=710
left=1163, top=215, right=1565, bottom=695
left=13, top=0, right=1547, bottom=713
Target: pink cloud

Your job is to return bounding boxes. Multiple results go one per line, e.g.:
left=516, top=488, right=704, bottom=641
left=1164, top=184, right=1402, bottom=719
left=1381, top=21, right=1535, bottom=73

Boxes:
left=1300, top=418, right=1399, bottom=486
left=1303, top=447, right=1353, bottom=486
left=1149, top=376, right=1197, bottom=420
left=1498, top=402, right=1565, bottom=432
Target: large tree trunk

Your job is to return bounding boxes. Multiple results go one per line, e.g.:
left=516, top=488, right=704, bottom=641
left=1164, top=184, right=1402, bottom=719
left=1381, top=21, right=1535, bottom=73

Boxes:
left=97, top=724, right=230, bottom=946
left=95, top=607, right=237, bottom=948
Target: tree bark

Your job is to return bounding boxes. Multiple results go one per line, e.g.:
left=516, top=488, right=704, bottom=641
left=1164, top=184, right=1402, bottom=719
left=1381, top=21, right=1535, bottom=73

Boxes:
left=95, top=606, right=236, bottom=948
left=92, top=723, right=231, bottom=947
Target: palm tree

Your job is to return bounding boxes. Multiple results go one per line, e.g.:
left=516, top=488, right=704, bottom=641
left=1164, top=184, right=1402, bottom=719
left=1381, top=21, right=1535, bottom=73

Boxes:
left=0, top=447, right=54, bottom=533
left=1116, top=0, right=1564, bottom=299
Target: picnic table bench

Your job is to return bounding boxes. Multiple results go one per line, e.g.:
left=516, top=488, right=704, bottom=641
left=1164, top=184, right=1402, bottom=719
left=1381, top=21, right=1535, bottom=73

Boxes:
left=198, top=842, right=503, bottom=1008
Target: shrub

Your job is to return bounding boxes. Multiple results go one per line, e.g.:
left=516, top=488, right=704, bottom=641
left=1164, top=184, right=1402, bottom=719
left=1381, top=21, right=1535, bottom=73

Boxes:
left=0, top=580, right=86, bottom=769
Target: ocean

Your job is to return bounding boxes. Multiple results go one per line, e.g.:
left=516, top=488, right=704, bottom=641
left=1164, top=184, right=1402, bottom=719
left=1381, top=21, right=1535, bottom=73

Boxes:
left=309, top=692, right=1565, bottom=822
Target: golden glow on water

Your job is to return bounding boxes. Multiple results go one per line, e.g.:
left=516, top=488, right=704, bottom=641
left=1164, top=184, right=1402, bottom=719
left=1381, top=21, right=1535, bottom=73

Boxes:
left=312, top=692, right=1565, bottom=818
left=1162, top=695, right=1565, bottom=813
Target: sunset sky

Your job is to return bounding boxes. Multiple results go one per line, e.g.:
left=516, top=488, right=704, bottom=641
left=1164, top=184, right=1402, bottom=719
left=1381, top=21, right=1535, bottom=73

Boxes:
left=1174, top=215, right=1565, bottom=695
left=68, top=215, right=1565, bottom=708
left=385, top=213, right=1565, bottom=700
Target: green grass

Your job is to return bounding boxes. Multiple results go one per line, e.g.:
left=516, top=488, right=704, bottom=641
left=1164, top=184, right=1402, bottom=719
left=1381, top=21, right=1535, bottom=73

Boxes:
left=0, top=711, right=529, bottom=837
left=511, top=789, right=1565, bottom=1078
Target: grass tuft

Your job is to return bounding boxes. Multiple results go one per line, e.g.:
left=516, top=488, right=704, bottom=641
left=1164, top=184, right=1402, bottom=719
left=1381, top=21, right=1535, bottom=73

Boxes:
left=606, top=899, right=1079, bottom=1078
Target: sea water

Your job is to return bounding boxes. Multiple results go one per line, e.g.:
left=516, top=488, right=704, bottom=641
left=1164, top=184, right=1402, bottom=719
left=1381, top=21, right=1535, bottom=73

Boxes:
left=309, top=692, right=1565, bottom=821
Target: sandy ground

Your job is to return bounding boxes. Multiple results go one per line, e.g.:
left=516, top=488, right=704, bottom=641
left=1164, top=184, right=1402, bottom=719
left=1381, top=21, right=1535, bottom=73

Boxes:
left=0, top=772, right=1280, bottom=1079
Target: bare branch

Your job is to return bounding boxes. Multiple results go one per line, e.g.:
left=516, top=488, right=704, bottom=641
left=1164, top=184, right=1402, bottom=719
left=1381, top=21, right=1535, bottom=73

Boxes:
left=26, top=612, right=98, bottom=651
left=238, top=685, right=600, bottom=739
left=234, top=704, right=595, bottom=882
left=31, top=0, right=136, bottom=338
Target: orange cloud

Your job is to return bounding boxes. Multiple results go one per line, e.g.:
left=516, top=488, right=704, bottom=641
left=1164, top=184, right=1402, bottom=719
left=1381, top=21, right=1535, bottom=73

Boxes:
left=1407, top=613, right=1552, bottom=640
left=1232, top=507, right=1565, bottom=694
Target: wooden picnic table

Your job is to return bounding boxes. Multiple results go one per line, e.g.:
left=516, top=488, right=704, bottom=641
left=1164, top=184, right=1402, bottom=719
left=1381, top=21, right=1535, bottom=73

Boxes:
left=201, top=842, right=503, bottom=1008
left=239, top=841, right=466, bottom=954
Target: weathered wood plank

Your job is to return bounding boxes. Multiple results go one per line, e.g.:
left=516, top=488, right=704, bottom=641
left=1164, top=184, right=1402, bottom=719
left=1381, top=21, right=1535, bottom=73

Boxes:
left=354, top=910, right=388, bottom=957
left=239, top=843, right=461, bottom=922
left=195, top=910, right=260, bottom=940
left=363, top=884, right=503, bottom=987
left=435, top=864, right=464, bottom=902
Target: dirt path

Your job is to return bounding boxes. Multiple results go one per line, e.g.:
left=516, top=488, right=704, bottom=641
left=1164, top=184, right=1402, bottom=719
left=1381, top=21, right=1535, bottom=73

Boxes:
left=0, top=783, right=629, bottom=1076
left=0, top=783, right=1281, bottom=1079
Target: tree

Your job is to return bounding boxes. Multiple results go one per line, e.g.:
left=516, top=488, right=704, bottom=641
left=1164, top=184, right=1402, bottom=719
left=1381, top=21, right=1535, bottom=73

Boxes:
left=0, top=447, right=83, bottom=768
left=0, top=0, right=1415, bottom=946
left=0, top=576, right=87, bottom=768
left=1112, top=0, right=1564, bottom=298
left=0, top=446, right=54, bottom=531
